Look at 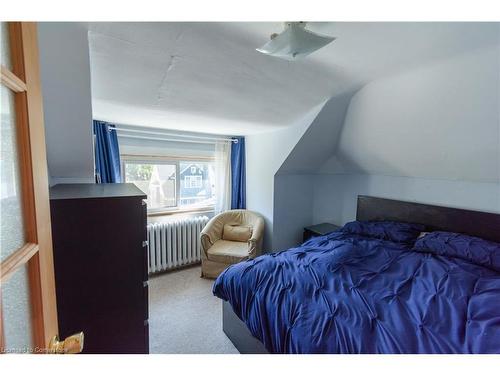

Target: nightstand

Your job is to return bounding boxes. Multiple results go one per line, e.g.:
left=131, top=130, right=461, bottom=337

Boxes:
left=303, top=223, right=341, bottom=242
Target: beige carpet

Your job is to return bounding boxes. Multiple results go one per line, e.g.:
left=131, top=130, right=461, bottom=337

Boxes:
left=148, top=265, right=239, bottom=354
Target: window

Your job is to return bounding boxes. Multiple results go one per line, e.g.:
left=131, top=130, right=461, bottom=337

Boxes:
left=184, top=175, right=202, bottom=189
left=124, top=161, right=176, bottom=209
left=123, top=157, right=215, bottom=213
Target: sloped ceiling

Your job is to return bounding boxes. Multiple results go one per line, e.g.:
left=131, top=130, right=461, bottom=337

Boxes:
left=87, top=22, right=499, bottom=135
left=319, top=42, right=500, bottom=183
left=276, top=23, right=500, bottom=182
left=278, top=92, right=354, bottom=175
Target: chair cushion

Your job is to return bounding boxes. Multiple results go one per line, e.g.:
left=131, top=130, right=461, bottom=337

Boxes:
left=222, top=224, right=253, bottom=242
left=207, top=240, right=249, bottom=264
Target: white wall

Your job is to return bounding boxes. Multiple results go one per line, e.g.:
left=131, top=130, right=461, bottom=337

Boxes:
left=245, top=103, right=325, bottom=250
left=38, top=23, right=95, bottom=185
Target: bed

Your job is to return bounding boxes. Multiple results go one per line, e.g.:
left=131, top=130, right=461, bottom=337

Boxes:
left=213, top=196, right=500, bottom=354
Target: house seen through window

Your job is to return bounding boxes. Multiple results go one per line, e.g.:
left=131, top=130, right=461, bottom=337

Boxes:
left=123, top=158, right=215, bottom=212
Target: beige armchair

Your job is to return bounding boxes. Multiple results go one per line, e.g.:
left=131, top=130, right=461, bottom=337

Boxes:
left=200, top=209, right=265, bottom=278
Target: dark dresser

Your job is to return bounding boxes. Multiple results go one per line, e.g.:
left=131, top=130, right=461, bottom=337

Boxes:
left=49, top=183, right=149, bottom=354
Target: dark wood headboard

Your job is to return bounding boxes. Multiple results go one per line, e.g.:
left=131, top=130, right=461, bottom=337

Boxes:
left=356, top=195, right=500, bottom=243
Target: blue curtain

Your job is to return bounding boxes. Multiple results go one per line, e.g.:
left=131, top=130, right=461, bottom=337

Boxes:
left=93, top=120, right=122, bottom=183
left=230, top=136, right=246, bottom=209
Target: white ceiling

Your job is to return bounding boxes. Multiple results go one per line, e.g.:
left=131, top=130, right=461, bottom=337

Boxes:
left=87, top=22, right=499, bottom=135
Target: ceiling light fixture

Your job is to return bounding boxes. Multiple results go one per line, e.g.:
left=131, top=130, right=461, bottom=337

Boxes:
left=256, top=22, right=336, bottom=61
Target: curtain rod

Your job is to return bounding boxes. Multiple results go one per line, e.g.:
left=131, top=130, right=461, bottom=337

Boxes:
left=117, top=134, right=236, bottom=145
left=115, top=127, right=237, bottom=143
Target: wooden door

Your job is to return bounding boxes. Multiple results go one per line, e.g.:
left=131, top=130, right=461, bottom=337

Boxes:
left=0, top=22, right=59, bottom=354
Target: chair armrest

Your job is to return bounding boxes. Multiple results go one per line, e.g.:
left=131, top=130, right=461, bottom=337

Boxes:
left=247, top=239, right=259, bottom=258
left=200, top=213, right=225, bottom=255
left=200, top=233, right=213, bottom=255
left=247, top=217, right=265, bottom=258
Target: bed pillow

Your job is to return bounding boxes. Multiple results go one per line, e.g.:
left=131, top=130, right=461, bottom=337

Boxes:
left=341, top=220, right=425, bottom=243
left=413, top=231, right=500, bottom=272
left=222, top=224, right=252, bottom=242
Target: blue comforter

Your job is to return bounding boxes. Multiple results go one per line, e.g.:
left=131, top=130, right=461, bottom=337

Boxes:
left=213, top=230, right=500, bottom=353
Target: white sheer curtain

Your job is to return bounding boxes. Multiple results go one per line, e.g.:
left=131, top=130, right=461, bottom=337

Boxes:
left=214, top=140, right=231, bottom=214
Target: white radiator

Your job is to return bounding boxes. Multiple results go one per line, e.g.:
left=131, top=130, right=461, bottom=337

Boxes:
left=147, top=216, right=210, bottom=274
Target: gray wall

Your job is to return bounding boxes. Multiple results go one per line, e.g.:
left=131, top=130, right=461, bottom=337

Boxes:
left=272, top=174, right=315, bottom=251
left=38, top=23, right=95, bottom=185
left=313, top=43, right=500, bottom=227
left=320, top=45, right=500, bottom=182
left=278, top=92, right=356, bottom=175
left=270, top=93, right=355, bottom=250
left=245, top=103, right=324, bottom=250
left=313, top=174, right=500, bottom=226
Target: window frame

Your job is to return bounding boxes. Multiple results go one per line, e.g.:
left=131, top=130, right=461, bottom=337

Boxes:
left=121, top=154, right=215, bottom=216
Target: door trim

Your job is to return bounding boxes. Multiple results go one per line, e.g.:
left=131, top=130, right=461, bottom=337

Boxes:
left=0, top=22, right=58, bottom=352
